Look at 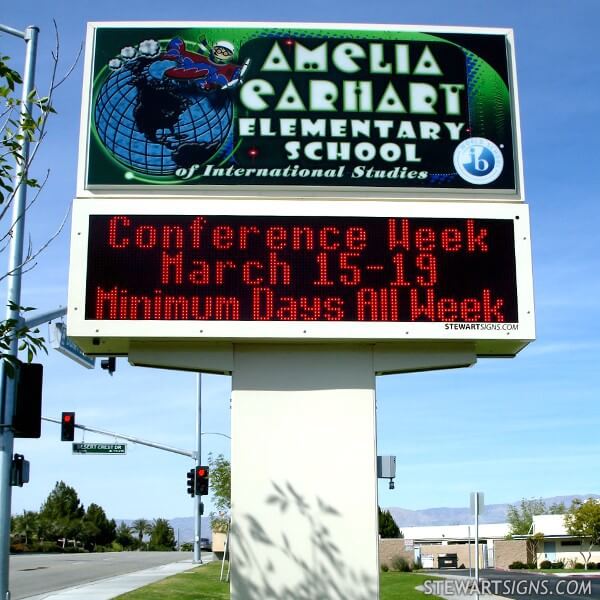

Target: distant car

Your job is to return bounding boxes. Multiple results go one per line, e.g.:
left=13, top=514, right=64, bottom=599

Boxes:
left=200, top=537, right=212, bottom=551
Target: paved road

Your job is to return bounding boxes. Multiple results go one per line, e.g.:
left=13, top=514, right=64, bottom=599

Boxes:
left=428, top=569, right=600, bottom=600
left=9, top=551, right=209, bottom=600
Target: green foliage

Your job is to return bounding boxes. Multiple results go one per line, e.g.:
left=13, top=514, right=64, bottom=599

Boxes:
left=548, top=502, right=567, bottom=514
left=11, top=510, right=38, bottom=545
left=0, top=304, right=46, bottom=377
left=0, top=54, right=54, bottom=202
left=390, top=555, right=412, bottom=572
left=565, top=498, right=600, bottom=544
left=38, top=481, right=85, bottom=543
left=507, top=498, right=549, bottom=536
left=148, top=518, right=176, bottom=551
left=81, top=503, right=117, bottom=550
left=208, top=453, right=231, bottom=532
left=378, top=507, right=402, bottom=538
left=11, top=481, right=182, bottom=555
left=565, top=497, right=600, bottom=568
left=131, top=518, right=151, bottom=547
left=0, top=47, right=70, bottom=370
left=179, top=541, right=193, bottom=551
left=115, top=521, right=135, bottom=549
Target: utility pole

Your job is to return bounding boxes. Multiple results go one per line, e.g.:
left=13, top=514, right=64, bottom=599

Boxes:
left=194, top=374, right=202, bottom=563
left=470, top=491, right=484, bottom=593
left=0, top=23, right=39, bottom=600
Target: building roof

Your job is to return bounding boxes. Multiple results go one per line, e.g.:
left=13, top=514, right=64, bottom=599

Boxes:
left=396, top=514, right=573, bottom=543
left=400, top=522, right=510, bottom=542
left=532, top=514, right=568, bottom=536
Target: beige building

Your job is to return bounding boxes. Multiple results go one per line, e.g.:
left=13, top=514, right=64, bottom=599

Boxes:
left=379, top=514, right=600, bottom=570
left=382, top=523, right=510, bottom=569
left=531, top=514, right=600, bottom=566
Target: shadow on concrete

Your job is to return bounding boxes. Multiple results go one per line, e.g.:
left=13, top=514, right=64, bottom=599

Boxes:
left=230, top=481, right=377, bottom=599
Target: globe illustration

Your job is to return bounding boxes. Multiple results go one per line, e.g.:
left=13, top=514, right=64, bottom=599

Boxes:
left=94, top=59, right=234, bottom=177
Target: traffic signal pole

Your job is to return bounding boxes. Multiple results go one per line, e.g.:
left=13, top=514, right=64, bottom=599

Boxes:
left=194, top=374, right=202, bottom=563
left=42, top=417, right=196, bottom=458
left=0, top=23, right=39, bottom=600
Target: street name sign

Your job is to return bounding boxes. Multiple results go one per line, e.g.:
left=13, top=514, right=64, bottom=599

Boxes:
left=72, top=443, right=127, bottom=455
left=50, top=322, right=96, bottom=369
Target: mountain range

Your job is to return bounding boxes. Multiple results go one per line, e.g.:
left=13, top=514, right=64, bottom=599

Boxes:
left=118, top=493, right=599, bottom=544
left=387, top=494, right=600, bottom=527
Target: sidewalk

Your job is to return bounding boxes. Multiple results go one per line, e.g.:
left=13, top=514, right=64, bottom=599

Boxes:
left=21, top=558, right=208, bottom=600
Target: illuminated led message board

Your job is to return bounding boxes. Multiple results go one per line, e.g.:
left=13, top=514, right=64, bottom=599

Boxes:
left=79, top=22, right=522, bottom=200
left=67, top=200, right=535, bottom=356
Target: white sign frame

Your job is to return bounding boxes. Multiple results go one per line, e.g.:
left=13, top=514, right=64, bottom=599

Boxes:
left=67, top=198, right=535, bottom=357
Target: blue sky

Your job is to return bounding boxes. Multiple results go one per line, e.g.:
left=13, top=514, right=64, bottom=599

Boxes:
left=2, top=0, right=599, bottom=524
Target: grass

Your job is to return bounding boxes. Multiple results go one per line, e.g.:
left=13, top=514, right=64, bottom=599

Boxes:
left=380, top=571, right=442, bottom=599
left=115, top=562, right=442, bottom=599
left=115, top=561, right=229, bottom=599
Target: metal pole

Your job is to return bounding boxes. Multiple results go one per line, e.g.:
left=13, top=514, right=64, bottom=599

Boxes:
left=0, top=25, right=39, bottom=600
left=475, top=494, right=480, bottom=589
left=468, top=525, right=472, bottom=577
left=41, top=417, right=195, bottom=458
left=194, top=373, right=202, bottom=563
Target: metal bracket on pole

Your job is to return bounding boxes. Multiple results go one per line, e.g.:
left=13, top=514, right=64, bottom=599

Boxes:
left=23, top=306, right=67, bottom=329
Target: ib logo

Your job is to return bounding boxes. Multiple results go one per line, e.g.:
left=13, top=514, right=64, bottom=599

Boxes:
left=453, top=138, right=504, bottom=185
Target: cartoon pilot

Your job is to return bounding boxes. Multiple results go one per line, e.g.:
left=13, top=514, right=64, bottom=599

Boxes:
left=160, top=37, right=249, bottom=90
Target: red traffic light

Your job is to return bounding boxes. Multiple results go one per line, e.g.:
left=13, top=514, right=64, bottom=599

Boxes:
left=195, top=465, right=209, bottom=496
left=61, top=412, right=75, bottom=442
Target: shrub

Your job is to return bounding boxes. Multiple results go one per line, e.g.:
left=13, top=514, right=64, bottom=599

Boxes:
left=540, top=560, right=552, bottom=569
left=413, top=557, right=423, bottom=570
left=381, top=564, right=389, bottom=572
left=391, top=555, right=412, bottom=572
left=509, top=561, right=527, bottom=569
left=586, top=562, right=596, bottom=570
left=527, top=563, right=537, bottom=569
left=575, top=562, right=585, bottom=569
left=551, top=561, right=564, bottom=569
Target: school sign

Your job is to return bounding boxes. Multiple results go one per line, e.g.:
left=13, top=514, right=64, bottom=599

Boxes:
left=79, top=22, right=523, bottom=199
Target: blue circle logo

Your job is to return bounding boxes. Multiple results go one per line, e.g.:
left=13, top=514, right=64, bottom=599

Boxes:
left=453, top=138, right=504, bottom=185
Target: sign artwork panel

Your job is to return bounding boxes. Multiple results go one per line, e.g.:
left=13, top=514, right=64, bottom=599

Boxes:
left=82, top=23, right=521, bottom=197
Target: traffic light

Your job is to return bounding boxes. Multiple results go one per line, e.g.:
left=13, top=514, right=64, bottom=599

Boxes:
left=186, top=468, right=195, bottom=497
left=13, top=362, right=43, bottom=438
left=11, top=454, right=30, bottom=487
left=195, top=466, right=209, bottom=496
left=101, top=357, right=116, bottom=375
left=61, top=412, right=75, bottom=441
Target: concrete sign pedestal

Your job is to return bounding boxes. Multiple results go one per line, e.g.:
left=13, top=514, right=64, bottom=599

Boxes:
left=230, top=344, right=379, bottom=599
